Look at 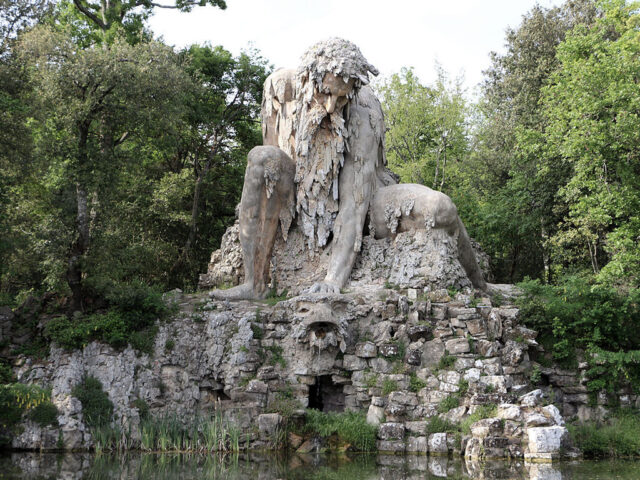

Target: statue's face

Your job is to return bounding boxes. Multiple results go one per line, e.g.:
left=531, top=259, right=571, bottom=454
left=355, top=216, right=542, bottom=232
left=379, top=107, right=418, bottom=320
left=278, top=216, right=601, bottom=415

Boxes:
left=314, top=73, right=355, bottom=114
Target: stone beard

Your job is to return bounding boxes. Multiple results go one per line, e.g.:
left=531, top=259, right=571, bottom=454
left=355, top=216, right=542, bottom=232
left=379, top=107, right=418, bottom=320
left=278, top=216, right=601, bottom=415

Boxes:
left=294, top=100, right=348, bottom=249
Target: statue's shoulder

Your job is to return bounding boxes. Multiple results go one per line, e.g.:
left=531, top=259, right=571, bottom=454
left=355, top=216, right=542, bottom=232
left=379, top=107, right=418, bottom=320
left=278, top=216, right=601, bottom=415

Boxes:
left=263, top=68, right=297, bottom=103
left=354, top=85, right=381, bottom=110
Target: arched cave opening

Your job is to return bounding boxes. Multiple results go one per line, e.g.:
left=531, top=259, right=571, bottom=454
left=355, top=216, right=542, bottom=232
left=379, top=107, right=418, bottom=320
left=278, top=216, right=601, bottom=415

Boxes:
left=308, top=375, right=345, bottom=413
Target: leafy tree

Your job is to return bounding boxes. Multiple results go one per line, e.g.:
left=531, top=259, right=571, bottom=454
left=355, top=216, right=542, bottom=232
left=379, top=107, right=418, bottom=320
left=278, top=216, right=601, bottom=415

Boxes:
left=67, top=0, right=226, bottom=44
left=15, top=27, right=191, bottom=309
left=378, top=66, right=469, bottom=194
left=542, top=0, right=640, bottom=287
left=166, top=44, right=270, bottom=285
left=467, top=0, right=598, bottom=282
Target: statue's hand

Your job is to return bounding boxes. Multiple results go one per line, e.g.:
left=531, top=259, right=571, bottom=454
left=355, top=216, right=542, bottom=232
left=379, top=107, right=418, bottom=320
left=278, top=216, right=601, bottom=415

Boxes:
left=305, top=281, right=341, bottom=294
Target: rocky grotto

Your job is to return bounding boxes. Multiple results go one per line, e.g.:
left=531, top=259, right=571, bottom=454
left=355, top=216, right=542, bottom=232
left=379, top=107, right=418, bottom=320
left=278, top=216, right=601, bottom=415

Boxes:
left=2, top=37, right=636, bottom=463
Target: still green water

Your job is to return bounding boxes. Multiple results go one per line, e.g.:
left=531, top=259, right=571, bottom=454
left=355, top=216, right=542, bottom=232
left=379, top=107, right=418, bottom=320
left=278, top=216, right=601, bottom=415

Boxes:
left=2, top=452, right=640, bottom=479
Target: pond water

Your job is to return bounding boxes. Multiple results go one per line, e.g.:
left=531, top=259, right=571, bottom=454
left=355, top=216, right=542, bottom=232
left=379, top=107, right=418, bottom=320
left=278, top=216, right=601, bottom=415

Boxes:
left=2, top=452, right=640, bottom=480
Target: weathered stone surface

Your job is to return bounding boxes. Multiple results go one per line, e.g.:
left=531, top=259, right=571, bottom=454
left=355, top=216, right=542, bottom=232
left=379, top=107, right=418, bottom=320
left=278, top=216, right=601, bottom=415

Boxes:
left=497, top=404, right=521, bottom=421
left=377, top=439, right=405, bottom=453
left=525, top=413, right=552, bottom=427
left=526, top=426, right=569, bottom=457
left=542, top=404, right=564, bottom=426
left=355, top=341, right=377, bottom=358
left=407, top=325, right=431, bottom=342
left=343, top=355, right=367, bottom=371
left=470, top=418, right=503, bottom=438
left=445, top=337, right=470, bottom=354
left=258, top=413, right=282, bottom=440
left=379, top=343, right=399, bottom=358
left=366, top=405, right=385, bottom=426
left=443, top=406, right=467, bottom=423
left=406, top=435, right=428, bottom=453
left=378, top=422, right=405, bottom=440
left=421, top=338, right=445, bottom=367
left=520, top=389, right=544, bottom=407
left=428, top=433, right=448, bottom=454
left=405, top=421, right=427, bottom=436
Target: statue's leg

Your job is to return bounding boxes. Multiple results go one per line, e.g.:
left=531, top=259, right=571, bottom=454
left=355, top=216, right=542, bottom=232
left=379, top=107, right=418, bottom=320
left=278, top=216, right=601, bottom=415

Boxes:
left=211, top=146, right=295, bottom=300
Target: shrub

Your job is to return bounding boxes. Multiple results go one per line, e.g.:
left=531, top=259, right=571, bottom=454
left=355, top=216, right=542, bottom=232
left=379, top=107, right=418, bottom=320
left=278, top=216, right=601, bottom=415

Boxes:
left=459, top=404, right=497, bottom=434
left=0, top=383, right=54, bottom=444
left=72, top=376, right=114, bottom=428
left=303, top=409, right=376, bottom=451
left=0, top=360, right=14, bottom=384
left=426, top=415, right=458, bottom=434
left=28, top=401, right=59, bottom=427
left=517, top=276, right=640, bottom=393
left=266, top=393, right=302, bottom=420
left=44, top=281, right=168, bottom=354
left=133, top=398, right=150, bottom=421
left=569, top=409, right=640, bottom=458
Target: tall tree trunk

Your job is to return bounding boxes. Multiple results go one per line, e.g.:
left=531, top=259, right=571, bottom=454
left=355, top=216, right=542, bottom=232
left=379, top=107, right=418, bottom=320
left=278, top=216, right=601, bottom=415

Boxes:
left=169, top=152, right=214, bottom=286
left=67, top=121, right=91, bottom=312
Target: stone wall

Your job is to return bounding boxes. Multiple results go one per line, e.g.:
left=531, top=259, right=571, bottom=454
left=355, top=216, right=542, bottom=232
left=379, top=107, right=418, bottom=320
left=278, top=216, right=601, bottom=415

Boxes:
left=8, top=283, right=605, bottom=462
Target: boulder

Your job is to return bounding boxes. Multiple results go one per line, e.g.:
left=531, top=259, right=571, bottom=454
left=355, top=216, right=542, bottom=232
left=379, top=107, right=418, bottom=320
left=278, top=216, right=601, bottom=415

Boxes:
left=378, top=422, right=405, bottom=440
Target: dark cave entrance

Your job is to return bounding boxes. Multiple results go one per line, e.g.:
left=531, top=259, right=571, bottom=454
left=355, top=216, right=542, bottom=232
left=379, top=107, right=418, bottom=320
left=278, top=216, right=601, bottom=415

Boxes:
left=308, top=375, right=345, bottom=413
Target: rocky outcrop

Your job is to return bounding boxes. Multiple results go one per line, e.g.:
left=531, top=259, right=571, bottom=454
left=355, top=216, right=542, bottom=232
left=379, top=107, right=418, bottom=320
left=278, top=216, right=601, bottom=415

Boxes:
left=199, top=222, right=490, bottom=294
left=7, top=283, right=582, bottom=462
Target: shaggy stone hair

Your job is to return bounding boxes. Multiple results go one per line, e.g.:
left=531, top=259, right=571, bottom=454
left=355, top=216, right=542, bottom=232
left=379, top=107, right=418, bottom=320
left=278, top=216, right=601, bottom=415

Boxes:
left=296, top=37, right=379, bottom=102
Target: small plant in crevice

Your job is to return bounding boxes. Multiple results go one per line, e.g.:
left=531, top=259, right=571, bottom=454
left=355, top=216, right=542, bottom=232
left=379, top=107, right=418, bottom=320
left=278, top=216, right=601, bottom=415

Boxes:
left=437, top=394, right=460, bottom=413
left=529, top=365, right=542, bottom=385
left=381, top=378, right=399, bottom=395
left=409, top=373, right=427, bottom=393
left=437, top=352, right=456, bottom=371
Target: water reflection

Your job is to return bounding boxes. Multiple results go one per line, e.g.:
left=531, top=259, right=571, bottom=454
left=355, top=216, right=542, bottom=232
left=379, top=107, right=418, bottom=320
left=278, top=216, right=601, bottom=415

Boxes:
left=1, top=452, right=640, bottom=480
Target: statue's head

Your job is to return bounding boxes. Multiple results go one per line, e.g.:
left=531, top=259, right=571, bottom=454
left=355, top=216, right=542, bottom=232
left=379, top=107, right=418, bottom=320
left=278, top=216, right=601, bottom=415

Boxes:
left=296, top=38, right=379, bottom=115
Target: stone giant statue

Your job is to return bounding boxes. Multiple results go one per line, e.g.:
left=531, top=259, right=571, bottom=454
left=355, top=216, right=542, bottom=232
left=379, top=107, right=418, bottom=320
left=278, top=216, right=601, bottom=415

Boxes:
left=210, top=38, right=486, bottom=300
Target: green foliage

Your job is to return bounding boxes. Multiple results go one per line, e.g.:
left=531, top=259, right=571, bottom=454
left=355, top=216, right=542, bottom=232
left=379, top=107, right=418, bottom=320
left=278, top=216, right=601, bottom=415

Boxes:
left=262, top=289, right=288, bottom=306
left=529, top=365, right=542, bottom=385
left=72, top=376, right=113, bottom=428
left=266, top=393, right=302, bottom=421
left=0, top=382, right=53, bottom=444
left=437, top=394, right=460, bottom=413
left=458, top=379, right=469, bottom=396
left=381, top=378, right=399, bottom=395
left=437, top=353, right=456, bottom=370
left=569, top=409, right=640, bottom=458
left=250, top=322, right=264, bottom=340
left=364, top=371, right=378, bottom=389
left=133, top=398, right=150, bottom=421
left=264, top=345, right=286, bottom=368
left=459, top=404, right=497, bottom=434
left=164, top=339, right=175, bottom=352
left=409, top=373, right=427, bottom=393
left=28, top=400, right=59, bottom=427
left=303, top=409, right=377, bottom=452
left=426, top=415, right=458, bottom=434
left=518, top=276, right=640, bottom=392
left=378, top=66, right=469, bottom=192
left=0, top=360, right=14, bottom=384
left=44, top=282, right=167, bottom=353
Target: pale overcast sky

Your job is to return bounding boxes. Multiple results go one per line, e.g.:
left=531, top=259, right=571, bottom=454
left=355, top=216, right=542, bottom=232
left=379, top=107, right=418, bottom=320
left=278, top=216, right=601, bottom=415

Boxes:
left=148, top=0, right=564, bottom=91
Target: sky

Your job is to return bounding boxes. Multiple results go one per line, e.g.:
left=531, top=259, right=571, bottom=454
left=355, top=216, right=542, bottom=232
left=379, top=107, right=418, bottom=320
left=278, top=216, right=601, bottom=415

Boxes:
left=148, top=0, right=564, bottom=93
